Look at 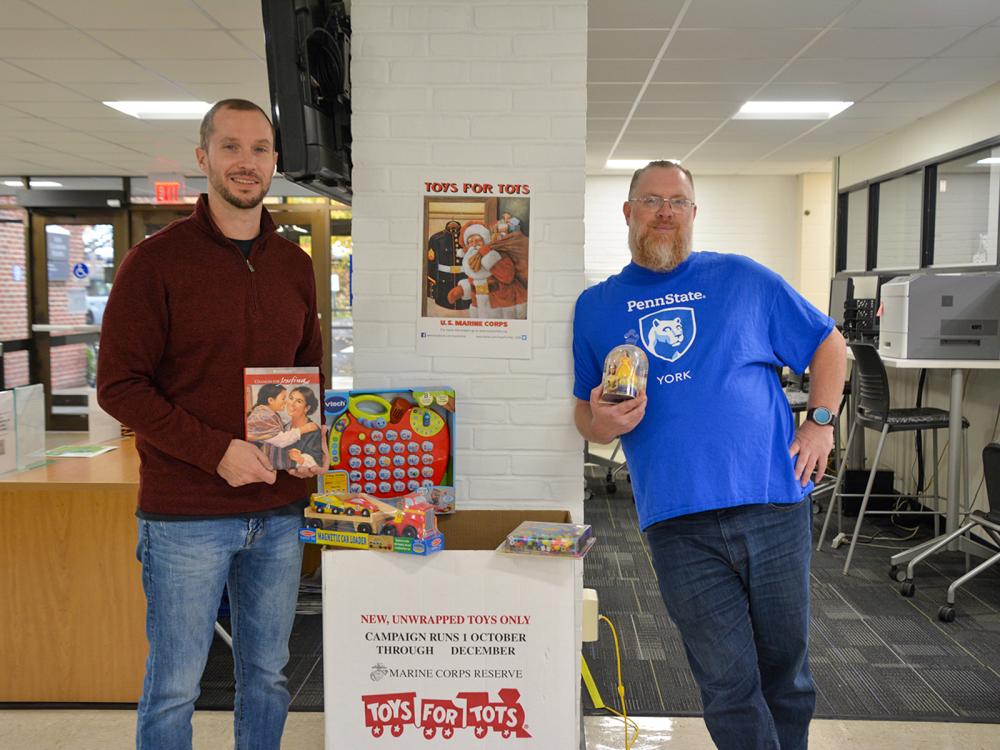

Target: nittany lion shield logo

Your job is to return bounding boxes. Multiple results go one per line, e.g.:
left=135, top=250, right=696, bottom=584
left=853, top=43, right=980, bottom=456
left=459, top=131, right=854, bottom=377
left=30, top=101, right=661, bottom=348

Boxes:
left=639, top=307, right=696, bottom=362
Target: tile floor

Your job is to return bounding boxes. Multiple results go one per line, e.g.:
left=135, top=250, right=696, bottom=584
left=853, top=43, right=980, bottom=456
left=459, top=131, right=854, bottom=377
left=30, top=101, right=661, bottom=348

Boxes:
left=1, top=710, right=996, bottom=749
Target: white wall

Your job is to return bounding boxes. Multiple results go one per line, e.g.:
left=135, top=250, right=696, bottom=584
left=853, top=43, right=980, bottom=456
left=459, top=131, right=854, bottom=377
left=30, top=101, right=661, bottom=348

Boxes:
left=838, top=85, right=1000, bottom=515
left=585, top=173, right=832, bottom=310
left=350, top=0, right=587, bottom=520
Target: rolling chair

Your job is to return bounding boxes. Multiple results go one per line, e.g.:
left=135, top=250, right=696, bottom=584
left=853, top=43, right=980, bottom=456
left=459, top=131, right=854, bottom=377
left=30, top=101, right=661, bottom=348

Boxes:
left=898, top=443, right=1000, bottom=622
left=816, top=343, right=970, bottom=575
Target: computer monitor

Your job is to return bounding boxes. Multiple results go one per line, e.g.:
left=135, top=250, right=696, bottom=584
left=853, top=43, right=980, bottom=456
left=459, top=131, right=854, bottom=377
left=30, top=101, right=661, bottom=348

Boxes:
left=828, top=276, right=853, bottom=329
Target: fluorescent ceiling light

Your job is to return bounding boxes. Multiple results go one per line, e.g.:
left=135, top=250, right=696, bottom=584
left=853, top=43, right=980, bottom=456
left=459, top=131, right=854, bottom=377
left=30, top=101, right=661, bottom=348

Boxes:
left=4, top=179, right=63, bottom=187
left=975, top=157, right=1000, bottom=165
left=605, top=159, right=681, bottom=170
left=103, top=100, right=211, bottom=120
left=734, top=101, right=853, bottom=120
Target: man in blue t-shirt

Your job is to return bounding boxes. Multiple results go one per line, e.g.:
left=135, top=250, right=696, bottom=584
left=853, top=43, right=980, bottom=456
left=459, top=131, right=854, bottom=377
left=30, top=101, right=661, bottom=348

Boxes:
left=573, top=161, right=846, bottom=750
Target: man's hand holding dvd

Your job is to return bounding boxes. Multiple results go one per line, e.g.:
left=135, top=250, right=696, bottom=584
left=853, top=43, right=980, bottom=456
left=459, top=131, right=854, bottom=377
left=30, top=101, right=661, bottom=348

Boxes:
left=217, top=439, right=277, bottom=487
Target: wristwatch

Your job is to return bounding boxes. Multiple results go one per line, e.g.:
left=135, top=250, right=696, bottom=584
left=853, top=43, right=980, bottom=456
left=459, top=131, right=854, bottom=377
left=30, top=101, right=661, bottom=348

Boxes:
left=806, top=406, right=835, bottom=427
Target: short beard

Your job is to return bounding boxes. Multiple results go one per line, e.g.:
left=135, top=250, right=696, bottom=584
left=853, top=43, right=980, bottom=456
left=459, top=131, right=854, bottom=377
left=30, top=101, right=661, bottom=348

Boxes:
left=629, top=222, right=692, bottom=272
left=209, top=171, right=269, bottom=210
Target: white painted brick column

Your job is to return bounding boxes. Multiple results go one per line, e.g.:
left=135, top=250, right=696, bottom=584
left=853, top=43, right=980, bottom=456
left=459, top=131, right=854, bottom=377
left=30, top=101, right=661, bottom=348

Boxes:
left=351, top=0, right=587, bottom=520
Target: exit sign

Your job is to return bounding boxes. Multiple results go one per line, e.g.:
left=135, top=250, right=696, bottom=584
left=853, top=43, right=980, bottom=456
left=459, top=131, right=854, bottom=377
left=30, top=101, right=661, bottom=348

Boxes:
left=154, top=181, right=181, bottom=203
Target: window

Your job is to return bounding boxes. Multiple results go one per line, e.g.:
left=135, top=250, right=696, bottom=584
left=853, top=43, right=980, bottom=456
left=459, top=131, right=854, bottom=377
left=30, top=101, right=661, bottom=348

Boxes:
left=843, top=188, right=868, bottom=271
left=875, top=170, right=922, bottom=270
left=933, top=146, right=1000, bottom=267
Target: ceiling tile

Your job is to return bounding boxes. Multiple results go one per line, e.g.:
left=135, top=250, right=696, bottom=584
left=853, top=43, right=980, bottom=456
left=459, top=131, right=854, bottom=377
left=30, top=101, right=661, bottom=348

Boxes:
left=642, top=82, right=759, bottom=103
left=862, top=80, right=990, bottom=102
left=633, top=101, right=740, bottom=118
left=21, top=59, right=166, bottom=84
left=0, top=30, right=117, bottom=58
left=756, top=81, right=883, bottom=100
left=802, top=28, right=973, bottom=58
left=181, top=83, right=270, bottom=107
left=775, top=57, right=922, bottom=83
left=588, top=59, right=655, bottom=83
left=0, top=116, right=74, bottom=134
left=7, top=101, right=129, bottom=119
left=769, top=141, right=843, bottom=160
left=32, top=0, right=216, bottom=29
left=230, top=29, right=266, bottom=58
left=712, top=120, right=821, bottom=143
left=195, top=0, right=264, bottom=30
left=653, top=58, right=785, bottom=84
left=587, top=118, right=627, bottom=133
left=612, top=142, right=707, bottom=160
left=940, top=27, right=1000, bottom=57
left=838, top=0, right=1000, bottom=28
left=88, top=30, right=254, bottom=60
left=588, top=30, right=670, bottom=59
left=588, top=0, right=686, bottom=29
left=588, top=83, right=642, bottom=102
left=2, top=0, right=66, bottom=28
left=63, top=80, right=196, bottom=101
left=588, top=102, right=636, bottom=117
left=896, top=57, right=1000, bottom=81
left=138, top=58, right=269, bottom=85
left=625, top=117, right=725, bottom=134
left=0, top=81, right=87, bottom=102
left=0, top=61, right=43, bottom=83
left=60, top=117, right=158, bottom=135
left=664, top=29, right=819, bottom=59
left=682, top=0, right=855, bottom=28
left=840, top=100, right=949, bottom=118
left=685, top=142, right=775, bottom=160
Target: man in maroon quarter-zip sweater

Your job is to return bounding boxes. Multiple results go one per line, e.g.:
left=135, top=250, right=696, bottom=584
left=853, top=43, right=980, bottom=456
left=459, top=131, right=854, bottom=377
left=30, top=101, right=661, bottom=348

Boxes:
left=98, top=99, right=325, bottom=750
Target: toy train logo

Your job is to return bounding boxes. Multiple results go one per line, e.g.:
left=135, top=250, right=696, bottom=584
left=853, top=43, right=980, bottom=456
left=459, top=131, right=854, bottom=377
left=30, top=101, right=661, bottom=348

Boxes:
left=362, top=688, right=531, bottom=740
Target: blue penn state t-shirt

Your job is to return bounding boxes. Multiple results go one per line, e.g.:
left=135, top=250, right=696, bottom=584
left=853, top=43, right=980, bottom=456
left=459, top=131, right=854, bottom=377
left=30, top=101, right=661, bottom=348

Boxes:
left=572, top=252, right=834, bottom=531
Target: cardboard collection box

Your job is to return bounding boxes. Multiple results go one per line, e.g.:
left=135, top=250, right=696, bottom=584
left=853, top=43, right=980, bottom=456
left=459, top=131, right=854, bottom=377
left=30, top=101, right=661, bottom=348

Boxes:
left=321, top=509, right=581, bottom=749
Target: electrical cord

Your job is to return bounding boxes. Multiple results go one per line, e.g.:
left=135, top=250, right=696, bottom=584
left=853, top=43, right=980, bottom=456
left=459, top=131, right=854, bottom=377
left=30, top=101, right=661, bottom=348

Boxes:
left=597, top=614, right=639, bottom=749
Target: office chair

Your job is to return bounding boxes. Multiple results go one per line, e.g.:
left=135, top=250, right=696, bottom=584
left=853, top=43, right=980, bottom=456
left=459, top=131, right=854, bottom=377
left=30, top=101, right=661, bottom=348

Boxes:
left=898, top=443, right=1000, bottom=622
left=816, top=343, right=970, bottom=575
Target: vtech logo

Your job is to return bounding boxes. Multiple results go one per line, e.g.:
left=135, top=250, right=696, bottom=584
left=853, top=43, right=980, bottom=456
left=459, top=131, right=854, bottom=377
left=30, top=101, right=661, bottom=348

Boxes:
left=324, top=394, right=348, bottom=412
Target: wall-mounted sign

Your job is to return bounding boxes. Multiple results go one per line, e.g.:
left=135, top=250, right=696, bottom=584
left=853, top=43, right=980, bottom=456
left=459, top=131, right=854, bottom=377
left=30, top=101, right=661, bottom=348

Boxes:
left=45, top=226, right=71, bottom=282
left=72, top=262, right=89, bottom=280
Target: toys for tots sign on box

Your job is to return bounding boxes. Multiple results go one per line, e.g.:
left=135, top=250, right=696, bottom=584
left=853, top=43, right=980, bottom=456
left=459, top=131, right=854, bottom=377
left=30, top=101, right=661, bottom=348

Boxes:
left=323, top=549, right=579, bottom=748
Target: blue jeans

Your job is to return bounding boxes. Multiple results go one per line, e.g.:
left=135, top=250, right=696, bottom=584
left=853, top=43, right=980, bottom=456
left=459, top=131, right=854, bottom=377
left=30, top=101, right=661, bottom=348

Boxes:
left=646, top=498, right=815, bottom=750
left=135, top=515, right=304, bottom=750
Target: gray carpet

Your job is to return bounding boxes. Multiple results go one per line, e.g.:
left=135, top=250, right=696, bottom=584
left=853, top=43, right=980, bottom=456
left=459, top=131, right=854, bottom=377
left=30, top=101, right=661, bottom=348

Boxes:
left=196, top=472, right=1000, bottom=721
left=581, top=469, right=1000, bottom=722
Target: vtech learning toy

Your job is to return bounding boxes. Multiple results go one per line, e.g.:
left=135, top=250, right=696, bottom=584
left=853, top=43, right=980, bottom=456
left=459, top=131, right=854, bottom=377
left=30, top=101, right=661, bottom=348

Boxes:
left=323, top=388, right=455, bottom=513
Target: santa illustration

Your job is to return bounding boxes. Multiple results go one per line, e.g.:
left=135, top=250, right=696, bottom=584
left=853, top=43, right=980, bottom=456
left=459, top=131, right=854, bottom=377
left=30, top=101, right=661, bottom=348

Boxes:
left=447, top=222, right=527, bottom=320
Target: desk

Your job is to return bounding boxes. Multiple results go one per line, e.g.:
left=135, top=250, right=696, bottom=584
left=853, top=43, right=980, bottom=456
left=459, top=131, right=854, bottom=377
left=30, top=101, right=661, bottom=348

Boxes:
left=0, top=439, right=146, bottom=702
left=846, top=351, right=1000, bottom=565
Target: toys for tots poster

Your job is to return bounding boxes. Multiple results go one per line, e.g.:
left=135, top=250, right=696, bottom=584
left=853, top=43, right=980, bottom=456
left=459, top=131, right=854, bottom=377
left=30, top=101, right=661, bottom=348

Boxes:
left=417, top=181, right=532, bottom=359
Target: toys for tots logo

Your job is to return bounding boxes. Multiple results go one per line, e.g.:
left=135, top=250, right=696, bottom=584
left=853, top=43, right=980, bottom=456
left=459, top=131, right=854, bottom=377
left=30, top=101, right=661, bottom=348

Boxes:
left=362, top=688, right=531, bottom=740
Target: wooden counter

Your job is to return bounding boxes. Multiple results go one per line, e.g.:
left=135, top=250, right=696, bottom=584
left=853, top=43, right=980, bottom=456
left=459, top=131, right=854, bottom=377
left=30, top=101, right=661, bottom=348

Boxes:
left=0, top=439, right=146, bottom=702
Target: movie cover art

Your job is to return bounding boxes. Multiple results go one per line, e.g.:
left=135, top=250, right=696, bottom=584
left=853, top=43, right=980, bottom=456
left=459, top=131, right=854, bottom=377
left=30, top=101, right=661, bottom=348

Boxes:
left=244, top=367, right=323, bottom=472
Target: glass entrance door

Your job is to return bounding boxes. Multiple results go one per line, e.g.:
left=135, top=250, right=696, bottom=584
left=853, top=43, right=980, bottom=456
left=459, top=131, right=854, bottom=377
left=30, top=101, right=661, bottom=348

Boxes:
left=30, top=211, right=128, bottom=430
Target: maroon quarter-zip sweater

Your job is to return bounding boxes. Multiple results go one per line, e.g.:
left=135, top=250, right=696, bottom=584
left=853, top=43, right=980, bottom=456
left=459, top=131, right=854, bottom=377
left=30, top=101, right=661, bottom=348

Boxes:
left=97, top=194, right=324, bottom=516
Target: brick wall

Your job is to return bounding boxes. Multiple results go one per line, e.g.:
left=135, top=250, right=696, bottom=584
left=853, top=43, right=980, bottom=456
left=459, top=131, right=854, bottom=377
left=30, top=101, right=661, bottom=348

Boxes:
left=351, top=0, right=587, bottom=518
left=0, top=210, right=29, bottom=387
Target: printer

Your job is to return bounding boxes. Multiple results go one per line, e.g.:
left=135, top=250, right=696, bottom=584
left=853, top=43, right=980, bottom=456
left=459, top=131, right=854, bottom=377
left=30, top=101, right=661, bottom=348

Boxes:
left=879, top=272, right=1000, bottom=360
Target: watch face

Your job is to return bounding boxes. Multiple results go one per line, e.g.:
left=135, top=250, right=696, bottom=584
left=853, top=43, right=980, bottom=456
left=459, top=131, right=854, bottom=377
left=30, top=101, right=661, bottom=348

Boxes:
left=812, top=406, right=833, bottom=425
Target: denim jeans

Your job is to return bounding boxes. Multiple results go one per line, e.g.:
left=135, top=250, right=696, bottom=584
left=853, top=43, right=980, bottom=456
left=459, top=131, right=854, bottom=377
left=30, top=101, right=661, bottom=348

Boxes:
left=645, top=498, right=815, bottom=750
left=135, top=514, right=304, bottom=750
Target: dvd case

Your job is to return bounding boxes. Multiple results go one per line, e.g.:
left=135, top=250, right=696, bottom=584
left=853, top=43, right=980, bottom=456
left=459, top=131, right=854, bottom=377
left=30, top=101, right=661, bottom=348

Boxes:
left=244, top=367, right=323, bottom=472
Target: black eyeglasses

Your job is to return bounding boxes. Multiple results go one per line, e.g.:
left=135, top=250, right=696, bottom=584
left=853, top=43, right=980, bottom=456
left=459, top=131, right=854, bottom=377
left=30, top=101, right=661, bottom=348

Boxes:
left=629, top=196, right=695, bottom=212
